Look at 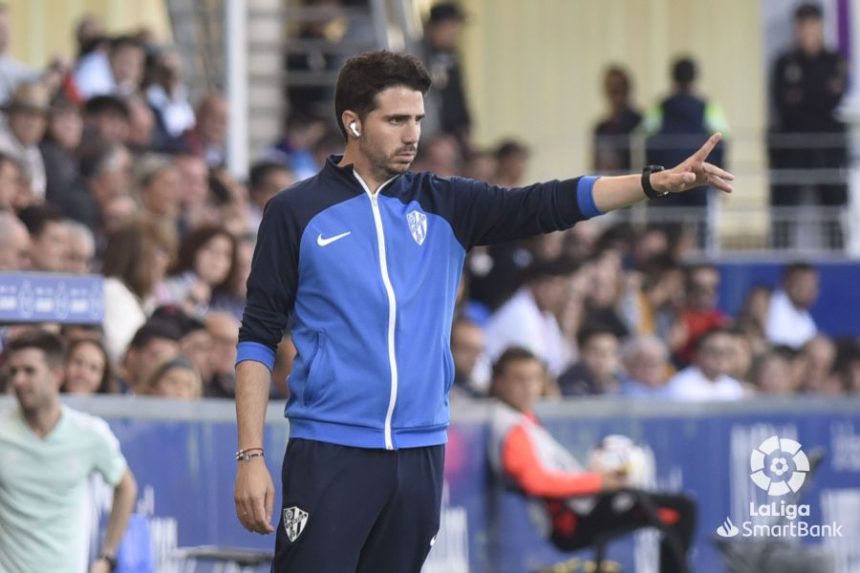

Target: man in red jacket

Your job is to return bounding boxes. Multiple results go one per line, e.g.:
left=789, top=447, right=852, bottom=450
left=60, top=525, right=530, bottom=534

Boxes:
left=489, top=347, right=696, bottom=573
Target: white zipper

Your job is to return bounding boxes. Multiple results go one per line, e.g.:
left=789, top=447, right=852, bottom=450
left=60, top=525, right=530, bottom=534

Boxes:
left=353, top=172, right=399, bottom=450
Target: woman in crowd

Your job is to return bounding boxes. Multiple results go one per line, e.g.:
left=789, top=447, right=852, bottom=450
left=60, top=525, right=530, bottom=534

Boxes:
left=62, top=338, right=116, bottom=394
left=101, top=217, right=175, bottom=362
left=159, top=224, right=239, bottom=317
left=134, top=153, right=182, bottom=226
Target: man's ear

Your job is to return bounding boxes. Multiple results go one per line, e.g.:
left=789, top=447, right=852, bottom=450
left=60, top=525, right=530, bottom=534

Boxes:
left=342, top=111, right=360, bottom=138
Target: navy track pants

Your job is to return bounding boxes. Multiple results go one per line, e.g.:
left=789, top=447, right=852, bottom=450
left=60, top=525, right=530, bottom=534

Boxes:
left=272, top=438, right=445, bottom=572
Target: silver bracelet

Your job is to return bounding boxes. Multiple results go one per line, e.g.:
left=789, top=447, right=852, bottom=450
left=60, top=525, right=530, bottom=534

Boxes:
left=236, top=448, right=264, bottom=462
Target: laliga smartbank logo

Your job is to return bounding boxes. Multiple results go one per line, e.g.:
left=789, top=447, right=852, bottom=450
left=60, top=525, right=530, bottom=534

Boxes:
left=716, top=435, right=842, bottom=539
left=749, top=435, right=808, bottom=496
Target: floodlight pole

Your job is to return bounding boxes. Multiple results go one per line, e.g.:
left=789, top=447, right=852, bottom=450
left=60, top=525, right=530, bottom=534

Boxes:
left=225, top=0, right=249, bottom=179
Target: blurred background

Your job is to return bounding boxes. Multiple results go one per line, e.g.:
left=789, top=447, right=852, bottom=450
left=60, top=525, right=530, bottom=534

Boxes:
left=0, top=0, right=859, bottom=572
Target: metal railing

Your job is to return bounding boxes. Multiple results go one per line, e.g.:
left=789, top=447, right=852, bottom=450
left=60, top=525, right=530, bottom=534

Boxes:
left=592, top=130, right=857, bottom=258
left=616, top=204, right=850, bottom=259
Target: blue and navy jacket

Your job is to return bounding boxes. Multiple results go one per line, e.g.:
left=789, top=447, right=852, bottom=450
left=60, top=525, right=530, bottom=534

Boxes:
left=236, top=156, right=602, bottom=450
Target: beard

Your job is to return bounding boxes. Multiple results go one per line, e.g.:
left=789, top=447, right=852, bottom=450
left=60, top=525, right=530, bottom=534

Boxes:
left=364, top=141, right=418, bottom=181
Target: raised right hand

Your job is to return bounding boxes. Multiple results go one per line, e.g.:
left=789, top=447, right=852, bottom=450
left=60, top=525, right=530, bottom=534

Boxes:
left=234, top=459, right=276, bottom=534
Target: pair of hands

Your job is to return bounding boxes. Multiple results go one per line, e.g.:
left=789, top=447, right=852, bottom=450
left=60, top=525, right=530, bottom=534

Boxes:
left=234, top=459, right=276, bottom=534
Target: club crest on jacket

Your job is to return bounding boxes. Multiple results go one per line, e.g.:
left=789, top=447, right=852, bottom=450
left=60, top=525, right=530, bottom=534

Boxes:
left=407, top=210, right=427, bottom=245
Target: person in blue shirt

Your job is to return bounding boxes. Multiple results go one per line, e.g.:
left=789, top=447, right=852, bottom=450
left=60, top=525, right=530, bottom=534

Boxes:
left=232, top=50, right=732, bottom=573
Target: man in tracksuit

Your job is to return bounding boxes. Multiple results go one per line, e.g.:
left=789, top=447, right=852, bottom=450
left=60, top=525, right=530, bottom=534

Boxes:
left=232, top=50, right=733, bottom=572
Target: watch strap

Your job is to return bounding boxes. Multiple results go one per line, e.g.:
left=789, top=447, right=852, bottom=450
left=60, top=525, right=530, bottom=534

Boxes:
left=642, top=165, right=668, bottom=199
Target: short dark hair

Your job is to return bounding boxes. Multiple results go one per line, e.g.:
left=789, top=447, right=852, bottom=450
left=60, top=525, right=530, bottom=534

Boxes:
left=495, top=139, right=530, bottom=162
left=491, top=346, right=542, bottom=380
left=695, top=327, right=732, bottom=353
left=284, top=112, right=323, bottom=132
left=84, top=95, right=130, bottom=120
left=7, top=329, right=65, bottom=368
left=783, top=261, right=816, bottom=280
left=428, top=2, right=465, bottom=25
left=110, top=35, right=145, bottom=54
left=145, top=355, right=200, bottom=395
left=17, top=203, right=65, bottom=238
left=672, top=57, right=697, bottom=88
left=334, top=51, right=431, bottom=141
left=685, top=262, right=719, bottom=288
left=576, top=324, right=619, bottom=349
left=129, top=319, right=182, bottom=349
left=151, top=305, right=206, bottom=337
left=604, top=65, right=632, bottom=97
left=249, top=160, right=291, bottom=193
left=794, top=2, right=823, bottom=21
left=523, top=257, right=578, bottom=283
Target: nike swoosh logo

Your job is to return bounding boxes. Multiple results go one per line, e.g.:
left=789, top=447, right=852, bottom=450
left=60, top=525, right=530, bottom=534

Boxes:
left=317, top=231, right=351, bottom=247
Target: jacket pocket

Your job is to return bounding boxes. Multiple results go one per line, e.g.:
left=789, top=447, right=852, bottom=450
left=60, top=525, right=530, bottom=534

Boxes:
left=443, top=343, right=455, bottom=395
left=302, top=331, right=328, bottom=406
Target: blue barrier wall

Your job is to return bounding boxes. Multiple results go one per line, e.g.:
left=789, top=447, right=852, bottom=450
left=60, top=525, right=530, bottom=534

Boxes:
left=5, top=396, right=854, bottom=573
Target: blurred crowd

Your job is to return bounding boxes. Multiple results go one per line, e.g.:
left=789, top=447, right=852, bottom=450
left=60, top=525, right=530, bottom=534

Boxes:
left=456, top=245, right=860, bottom=402
left=0, top=2, right=858, bottom=405
left=0, top=6, right=299, bottom=400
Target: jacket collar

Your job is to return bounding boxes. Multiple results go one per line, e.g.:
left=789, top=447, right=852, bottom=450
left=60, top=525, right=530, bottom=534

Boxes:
left=324, top=154, right=405, bottom=196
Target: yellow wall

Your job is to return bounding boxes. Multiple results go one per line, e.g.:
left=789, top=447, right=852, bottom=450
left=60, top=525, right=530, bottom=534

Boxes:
left=5, top=0, right=171, bottom=67
left=461, top=0, right=767, bottom=209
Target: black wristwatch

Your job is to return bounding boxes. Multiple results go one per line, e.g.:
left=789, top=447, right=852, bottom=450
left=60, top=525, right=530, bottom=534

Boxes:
left=641, top=165, right=668, bottom=199
left=97, top=553, right=118, bottom=572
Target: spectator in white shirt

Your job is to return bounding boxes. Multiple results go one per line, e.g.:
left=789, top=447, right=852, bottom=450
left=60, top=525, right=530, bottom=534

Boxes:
left=485, top=259, right=576, bottom=376
left=147, top=48, right=195, bottom=140
left=665, top=328, right=746, bottom=401
left=75, top=35, right=146, bottom=99
left=765, top=262, right=819, bottom=350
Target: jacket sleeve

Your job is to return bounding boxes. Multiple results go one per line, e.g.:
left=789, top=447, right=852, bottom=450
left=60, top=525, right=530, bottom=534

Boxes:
left=502, top=424, right=604, bottom=498
left=445, top=175, right=601, bottom=249
left=236, top=195, right=299, bottom=370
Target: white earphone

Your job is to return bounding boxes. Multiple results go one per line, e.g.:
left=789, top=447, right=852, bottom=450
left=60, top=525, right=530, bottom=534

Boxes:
left=349, top=122, right=360, bottom=137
